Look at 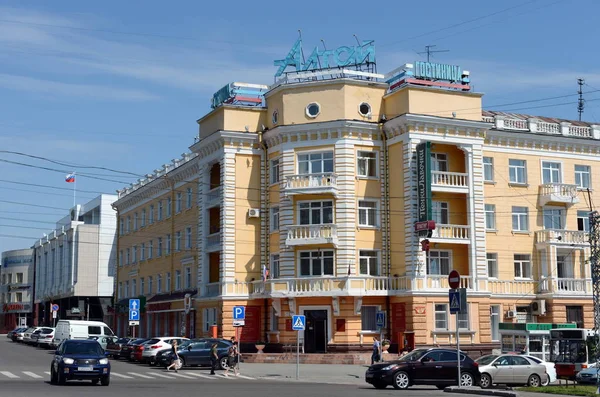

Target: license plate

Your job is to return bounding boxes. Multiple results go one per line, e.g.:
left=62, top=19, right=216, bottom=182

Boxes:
left=78, top=367, right=93, bottom=372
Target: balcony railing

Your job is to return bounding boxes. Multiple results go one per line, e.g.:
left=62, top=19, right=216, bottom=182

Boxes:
left=283, top=173, right=338, bottom=196
left=538, top=183, right=580, bottom=206
left=430, top=224, right=470, bottom=241
left=206, top=233, right=221, bottom=252
left=487, top=279, right=537, bottom=296
left=539, top=277, right=592, bottom=295
left=422, top=275, right=473, bottom=290
left=535, top=229, right=589, bottom=246
left=431, top=171, right=468, bottom=191
left=205, top=186, right=222, bottom=208
left=286, top=224, right=338, bottom=246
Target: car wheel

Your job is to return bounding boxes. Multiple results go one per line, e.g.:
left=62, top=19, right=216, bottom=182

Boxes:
left=57, top=371, right=66, bottom=385
left=392, top=371, right=410, bottom=390
left=219, top=356, right=229, bottom=370
left=373, top=382, right=387, bottom=389
left=50, top=367, right=57, bottom=385
left=527, top=374, right=541, bottom=388
left=101, top=376, right=110, bottom=386
left=480, top=373, right=492, bottom=389
left=92, top=379, right=99, bottom=385
left=460, top=372, right=475, bottom=387
left=436, top=385, right=446, bottom=390
left=542, top=377, right=550, bottom=386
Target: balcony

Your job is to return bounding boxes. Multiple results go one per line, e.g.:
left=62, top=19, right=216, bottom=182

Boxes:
left=283, top=173, right=338, bottom=197
left=431, top=171, right=469, bottom=193
left=429, top=224, right=470, bottom=243
left=205, top=186, right=222, bottom=208
left=538, top=183, right=579, bottom=207
left=418, top=275, right=474, bottom=290
left=535, top=229, right=589, bottom=248
left=487, top=279, right=538, bottom=296
left=539, top=277, right=592, bottom=296
left=206, top=233, right=221, bottom=252
left=286, top=224, right=338, bottom=247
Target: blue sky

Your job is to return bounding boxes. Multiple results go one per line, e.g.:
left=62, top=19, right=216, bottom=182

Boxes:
left=1, top=0, right=599, bottom=252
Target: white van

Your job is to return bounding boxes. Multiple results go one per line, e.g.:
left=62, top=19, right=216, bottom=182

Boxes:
left=52, top=320, right=114, bottom=347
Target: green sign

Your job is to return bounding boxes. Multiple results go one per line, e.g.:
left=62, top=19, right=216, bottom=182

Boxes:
left=499, top=323, right=577, bottom=331
left=416, top=142, right=432, bottom=227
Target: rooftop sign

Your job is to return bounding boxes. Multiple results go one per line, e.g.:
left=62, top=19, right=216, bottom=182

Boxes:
left=210, top=82, right=269, bottom=109
left=414, top=62, right=462, bottom=82
left=274, top=39, right=376, bottom=77
left=385, top=62, right=471, bottom=93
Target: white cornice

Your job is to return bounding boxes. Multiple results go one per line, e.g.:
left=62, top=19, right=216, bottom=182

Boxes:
left=190, top=130, right=260, bottom=160
left=384, top=113, right=488, bottom=141
left=265, top=78, right=388, bottom=98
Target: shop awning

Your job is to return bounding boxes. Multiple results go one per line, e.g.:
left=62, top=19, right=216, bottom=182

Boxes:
left=146, top=289, right=197, bottom=304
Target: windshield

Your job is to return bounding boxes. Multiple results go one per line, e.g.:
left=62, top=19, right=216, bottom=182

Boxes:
left=398, top=349, right=428, bottom=362
left=551, top=340, right=588, bottom=363
left=64, top=343, right=103, bottom=356
left=476, top=355, right=498, bottom=366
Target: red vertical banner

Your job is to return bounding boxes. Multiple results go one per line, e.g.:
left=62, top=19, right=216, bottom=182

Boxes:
left=239, top=306, right=261, bottom=342
left=392, top=303, right=406, bottom=342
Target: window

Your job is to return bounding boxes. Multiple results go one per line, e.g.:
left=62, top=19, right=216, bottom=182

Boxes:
left=358, top=102, right=371, bottom=117
left=167, top=197, right=172, bottom=217
left=575, top=165, right=591, bottom=189
left=484, top=204, right=496, bottom=230
left=578, top=211, right=591, bottom=232
left=271, top=207, right=280, bottom=232
left=203, top=308, right=217, bottom=332
left=361, top=306, right=378, bottom=331
left=157, top=274, right=162, bottom=293
left=272, top=109, right=279, bottom=125
left=305, top=102, right=320, bottom=118
left=166, top=234, right=171, bottom=255
left=512, top=206, right=529, bottom=231
left=148, top=276, right=153, bottom=294
left=175, top=231, right=181, bottom=252
left=126, top=248, right=130, bottom=265
left=185, top=267, right=192, bottom=289
left=125, top=281, right=130, bottom=297
left=119, top=250, right=123, bottom=267
left=434, top=304, right=448, bottom=330
left=543, top=208, right=563, bottom=229
left=148, top=241, right=153, bottom=259
left=132, top=279, right=137, bottom=296
left=542, top=161, right=561, bottom=184
left=487, top=253, right=498, bottom=278
left=432, top=201, right=449, bottom=225
left=514, top=254, right=532, bottom=278
left=270, top=307, right=279, bottom=332
left=157, top=237, right=163, bottom=256
left=299, top=201, right=333, bottom=224
left=357, top=151, right=377, bottom=178
left=271, top=254, right=280, bottom=279
left=299, top=251, right=334, bottom=276
left=118, top=282, right=122, bottom=299
left=132, top=246, right=137, bottom=263
left=141, top=209, right=146, bottom=227
left=270, top=159, right=280, bottom=184
left=298, top=151, right=333, bottom=174
left=186, top=227, right=192, bottom=249
left=15, top=292, right=22, bottom=302
left=186, top=187, right=193, bottom=209
left=149, top=205, right=154, bottom=224
left=490, top=305, right=501, bottom=341
left=166, top=272, right=171, bottom=292
left=566, top=306, right=584, bottom=328
left=175, top=270, right=181, bottom=290
left=358, top=200, right=378, bottom=227
left=158, top=201, right=163, bottom=221
left=119, top=218, right=124, bottom=235
left=133, top=213, right=138, bottom=231
left=140, top=278, right=145, bottom=296
left=126, top=216, right=131, bottom=233
left=359, top=251, right=379, bottom=276
left=140, top=243, right=146, bottom=261
left=509, top=159, right=527, bottom=184
left=458, top=304, right=469, bottom=330
left=483, top=157, right=494, bottom=182
left=430, top=153, right=448, bottom=172
left=427, top=251, right=451, bottom=275
left=176, top=192, right=182, bottom=213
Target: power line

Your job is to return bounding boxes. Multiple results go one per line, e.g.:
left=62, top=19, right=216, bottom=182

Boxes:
left=0, top=199, right=68, bottom=210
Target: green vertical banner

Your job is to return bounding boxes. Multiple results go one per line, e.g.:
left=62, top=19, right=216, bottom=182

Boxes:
left=416, top=142, right=432, bottom=226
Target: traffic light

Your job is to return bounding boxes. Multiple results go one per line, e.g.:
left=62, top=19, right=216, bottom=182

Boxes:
left=420, top=239, right=430, bottom=252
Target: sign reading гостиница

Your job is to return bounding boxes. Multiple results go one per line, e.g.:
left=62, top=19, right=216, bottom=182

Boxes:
left=414, top=62, right=462, bottom=82
left=274, top=39, right=376, bottom=77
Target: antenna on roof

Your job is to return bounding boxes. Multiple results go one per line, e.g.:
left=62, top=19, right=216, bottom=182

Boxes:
left=298, top=30, right=306, bottom=65
left=578, top=78, right=585, bottom=121
left=418, top=45, right=449, bottom=63
left=353, top=34, right=361, bottom=46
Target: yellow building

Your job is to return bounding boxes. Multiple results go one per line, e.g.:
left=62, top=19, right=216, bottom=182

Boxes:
left=113, top=153, right=199, bottom=337
left=115, top=42, right=598, bottom=354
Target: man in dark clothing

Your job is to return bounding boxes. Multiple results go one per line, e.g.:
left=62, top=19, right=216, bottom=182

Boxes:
left=210, top=342, right=218, bottom=375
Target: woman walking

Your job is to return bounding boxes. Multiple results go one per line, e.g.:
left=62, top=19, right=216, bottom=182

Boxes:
left=224, top=341, right=239, bottom=377
left=166, top=340, right=180, bottom=372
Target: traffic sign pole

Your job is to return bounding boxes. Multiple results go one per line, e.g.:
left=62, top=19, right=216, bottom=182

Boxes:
left=296, top=328, right=300, bottom=380
left=456, top=308, right=461, bottom=388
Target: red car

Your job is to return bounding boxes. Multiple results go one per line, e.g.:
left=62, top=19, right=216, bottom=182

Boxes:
left=132, top=344, right=145, bottom=362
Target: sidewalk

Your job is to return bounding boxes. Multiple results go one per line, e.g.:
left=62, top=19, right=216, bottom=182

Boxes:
left=236, top=363, right=368, bottom=385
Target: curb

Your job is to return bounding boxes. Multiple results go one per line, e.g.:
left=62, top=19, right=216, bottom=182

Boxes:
left=444, top=387, right=517, bottom=397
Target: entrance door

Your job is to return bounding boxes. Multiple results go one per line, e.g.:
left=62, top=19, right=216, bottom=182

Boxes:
left=304, top=310, right=327, bottom=353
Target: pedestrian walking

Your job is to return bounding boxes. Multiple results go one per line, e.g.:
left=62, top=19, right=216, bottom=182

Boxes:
left=371, top=337, right=381, bottom=365
left=210, top=342, right=218, bottom=375
left=166, top=340, right=180, bottom=372
left=224, top=341, right=239, bottom=377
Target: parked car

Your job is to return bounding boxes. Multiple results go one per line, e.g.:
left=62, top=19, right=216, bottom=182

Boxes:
left=156, top=340, right=194, bottom=367
left=120, top=338, right=149, bottom=361
left=32, top=327, right=55, bottom=347
left=164, top=338, right=232, bottom=370
left=576, top=367, right=599, bottom=385
left=365, top=348, right=480, bottom=390
left=11, top=327, right=27, bottom=342
left=53, top=320, right=114, bottom=347
left=88, top=336, right=118, bottom=351
left=520, top=355, right=556, bottom=386
left=23, top=327, right=43, bottom=344
left=50, top=339, right=110, bottom=386
left=476, top=354, right=548, bottom=388
left=141, top=337, right=189, bottom=365
left=7, top=327, right=24, bottom=339
left=105, top=337, right=130, bottom=359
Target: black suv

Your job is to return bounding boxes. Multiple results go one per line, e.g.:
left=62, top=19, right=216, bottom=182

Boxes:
left=365, top=348, right=480, bottom=390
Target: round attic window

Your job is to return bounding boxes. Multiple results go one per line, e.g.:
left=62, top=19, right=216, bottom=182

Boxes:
left=358, top=102, right=371, bottom=117
left=306, top=102, right=321, bottom=118
left=272, top=110, right=279, bottom=125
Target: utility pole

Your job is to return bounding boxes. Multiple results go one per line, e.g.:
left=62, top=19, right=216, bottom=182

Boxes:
left=587, top=189, right=600, bottom=393
left=578, top=78, right=585, bottom=121
left=418, top=45, right=449, bottom=63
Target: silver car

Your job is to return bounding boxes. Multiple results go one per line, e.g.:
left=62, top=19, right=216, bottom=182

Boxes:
left=476, top=354, right=548, bottom=388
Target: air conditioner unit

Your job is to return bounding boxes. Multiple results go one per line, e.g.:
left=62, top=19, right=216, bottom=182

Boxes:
left=531, top=300, right=547, bottom=316
left=248, top=208, right=260, bottom=218
left=506, top=310, right=516, bottom=319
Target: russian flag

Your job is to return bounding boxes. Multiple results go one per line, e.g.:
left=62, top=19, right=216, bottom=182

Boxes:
left=65, top=173, right=75, bottom=183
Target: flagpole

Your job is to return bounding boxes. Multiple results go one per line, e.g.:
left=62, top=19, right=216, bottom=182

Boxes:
left=73, top=172, right=76, bottom=207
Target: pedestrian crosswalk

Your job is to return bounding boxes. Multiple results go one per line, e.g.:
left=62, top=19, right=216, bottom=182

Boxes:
left=0, top=370, right=257, bottom=381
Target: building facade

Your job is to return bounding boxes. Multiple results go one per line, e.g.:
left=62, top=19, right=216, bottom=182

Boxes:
left=113, top=153, right=199, bottom=338
left=0, top=248, right=34, bottom=332
left=33, top=194, right=117, bottom=326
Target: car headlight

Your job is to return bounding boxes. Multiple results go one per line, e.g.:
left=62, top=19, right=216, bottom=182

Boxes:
left=99, top=358, right=109, bottom=365
left=63, top=358, right=74, bottom=365
left=382, top=364, right=398, bottom=371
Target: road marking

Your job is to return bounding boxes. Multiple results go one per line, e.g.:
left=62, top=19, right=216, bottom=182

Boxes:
left=22, top=371, right=43, bottom=379
left=235, top=374, right=255, bottom=380
left=44, top=372, right=51, bottom=375
left=185, top=372, right=216, bottom=380
left=169, top=372, right=195, bottom=379
left=149, top=372, right=174, bottom=379
left=127, top=372, right=153, bottom=379
left=111, top=373, right=134, bottom=379
left=0, top=371, right=19, bottom=379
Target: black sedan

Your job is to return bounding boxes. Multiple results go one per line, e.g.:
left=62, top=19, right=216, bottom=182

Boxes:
left=105, top=337, right=130, bottom=359
left=156, top=340, right=193, bottom=367
left=119, top=338, right=149, bottom=361
left=365, top=348, right=480, bottom=390
left=164, top=338, right=232, bottom=370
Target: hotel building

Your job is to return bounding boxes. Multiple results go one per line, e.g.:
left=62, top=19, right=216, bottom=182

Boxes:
left=116, top=43, right=597, bottom=353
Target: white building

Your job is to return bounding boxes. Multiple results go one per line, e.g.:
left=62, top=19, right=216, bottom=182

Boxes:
left=0, top=248, right=34, bottom=331
left=33, top=194, right=117, bottom=325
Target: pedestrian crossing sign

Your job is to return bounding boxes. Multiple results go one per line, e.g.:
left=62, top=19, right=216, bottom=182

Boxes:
left=449, top=289, right=461, bottom=314
left=292, top=315, right=306, bottom=331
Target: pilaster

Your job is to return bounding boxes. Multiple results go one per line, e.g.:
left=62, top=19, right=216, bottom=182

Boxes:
left=334, top=140, right=357, bottom=275
left=221, top=151, right=237, bottom=282
left=279, top=147, right=296, bottom=277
